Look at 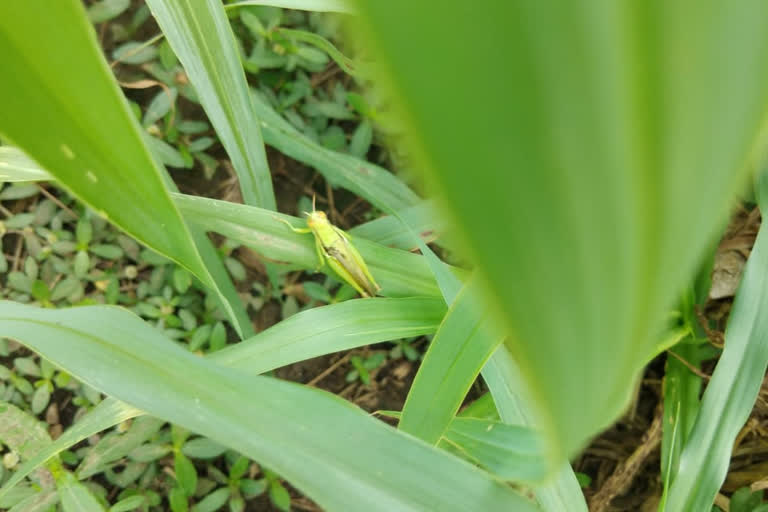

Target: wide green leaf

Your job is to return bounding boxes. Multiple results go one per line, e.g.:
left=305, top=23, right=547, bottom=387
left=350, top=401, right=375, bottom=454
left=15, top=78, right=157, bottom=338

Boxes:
left=0, top=1, right=246, bottom=335
left=146, top=0, right=275, bottom=209
left=355, top=0, right=768, bottom=461
left=0, top=301, right=536, bottom=512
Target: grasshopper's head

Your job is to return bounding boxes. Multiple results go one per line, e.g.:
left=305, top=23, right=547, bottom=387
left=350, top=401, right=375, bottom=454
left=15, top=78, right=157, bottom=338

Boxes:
left=305, top=210, right=328, bottom=229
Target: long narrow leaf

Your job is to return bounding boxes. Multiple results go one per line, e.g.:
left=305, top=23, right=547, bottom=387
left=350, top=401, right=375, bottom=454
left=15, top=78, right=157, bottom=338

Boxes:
left=146, top=0, right=275, bottom=209
left=0, top=302, right=536, bottom=512
left=0, top=298, right=443, bottom=498
left=252, top=92, right=420, bottom=213
left=173, top=193, right=441, bottom=297
left=397, top=217, right=586, bottom=507
left=211, top=297, right=445, bottom=373
left=399, top=281, right=504, bottom=445
left=664, top=178, right=768, bottom=509
left=482, top=347, right=588, bottom=512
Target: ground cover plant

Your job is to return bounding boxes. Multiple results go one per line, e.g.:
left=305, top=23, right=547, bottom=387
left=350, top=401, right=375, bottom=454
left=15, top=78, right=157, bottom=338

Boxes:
left=3, top=1, right=768, bottom=511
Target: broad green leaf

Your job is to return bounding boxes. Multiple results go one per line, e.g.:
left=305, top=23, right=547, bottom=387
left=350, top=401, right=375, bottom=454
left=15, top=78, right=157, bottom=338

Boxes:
left=145, top=0, right=276, bottom=209
left=355, top=0, right=768, bottom=463
left=173, top=193, right=441, bottom=297
left=0, top=2, right=243, bottom=335
left=211, top=297, right=445, bottom=374
left=251, top=92, right=420, bottom=213
left=664, top=185, right=768, bottom=509
left=399, top=281, right=504, bottom=445
left=0, top=302, right=536, bottom=512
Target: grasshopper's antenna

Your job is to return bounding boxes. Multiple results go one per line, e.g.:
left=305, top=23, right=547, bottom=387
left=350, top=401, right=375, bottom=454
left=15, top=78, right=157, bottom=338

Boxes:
left=312, top=194, right=316, bottom=212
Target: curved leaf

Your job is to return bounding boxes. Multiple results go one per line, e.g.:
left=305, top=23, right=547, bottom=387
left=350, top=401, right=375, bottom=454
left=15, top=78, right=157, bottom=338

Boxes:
left=0, top=301, right=536, bottom=512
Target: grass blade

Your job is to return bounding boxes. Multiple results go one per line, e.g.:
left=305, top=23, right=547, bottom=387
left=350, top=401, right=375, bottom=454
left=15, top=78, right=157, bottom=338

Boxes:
left=0, top=301, right=536, bottom=512
left=146, top=0, right=275, bottom=209
left=441, top=418, right=547, bottom=482
left=664, top=175, right=768, bottom=509
left=252, top=92, right=420, bottom=212
left=0, top=298, right=442, bottom=498
left=399, top=281, right=504, bottom=446
left=482, top=346, right=588, bottom=512
left=355, top=0, right=768, bottom=462
left=349, top=200, right=442, bottom=250
left=173, top=193, right=442, bottom=297
left=212, top=297, right=445, bottom=373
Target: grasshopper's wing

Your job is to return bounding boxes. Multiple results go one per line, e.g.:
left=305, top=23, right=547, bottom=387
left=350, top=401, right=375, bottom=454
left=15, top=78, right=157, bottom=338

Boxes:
left=333, top=227, right=380, bottom=289
left=325, top=240, right=379, bottom=297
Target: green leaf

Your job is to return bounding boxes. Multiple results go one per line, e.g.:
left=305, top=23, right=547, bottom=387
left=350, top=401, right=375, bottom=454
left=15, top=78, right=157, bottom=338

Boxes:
left=269, top=482, right=291, bottom=512
left=399, top=280, right=503, bottom=445
left=191, top=487, right=229, bottom=512
left=355, top=0, right=768, bottom=463
left=143, top=88, right=178, bottom=128
left=87, top=0, right=130, bottom=24
left=174, top=193, right=442, bottom=298
left=440, top=418, right=546, bottom=481
left=664, top=186, right=768, bottom=508
left=182, top=438, right=227, bottom=459
left=175, top=452, right=198, bottom=497
left=251, top=92, right=420, bottom=213
left=90, top=244, right=124, bottom=260
left=77, top=416, right=164, bottom=479
left=145, top=0, right=275, bottom=209
left=0, top=0, right=247, bottom=325
left=109, top=495, right=147, bottom=512
left=0, top=302, right=536, bottom=511
left=169, top=486, right=189, bottom=512
left=210, top=297, right=444, bottom=374
left=56, top=471, right=105, bottom=512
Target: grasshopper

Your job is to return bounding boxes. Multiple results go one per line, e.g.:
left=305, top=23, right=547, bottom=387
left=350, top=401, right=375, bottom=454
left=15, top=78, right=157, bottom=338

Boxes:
left=276, top=199, right=381, bottom=297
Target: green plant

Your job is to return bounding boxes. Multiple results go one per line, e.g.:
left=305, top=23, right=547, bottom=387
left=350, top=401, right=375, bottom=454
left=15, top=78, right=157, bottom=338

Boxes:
left=2, top=0, right=768, bottom=511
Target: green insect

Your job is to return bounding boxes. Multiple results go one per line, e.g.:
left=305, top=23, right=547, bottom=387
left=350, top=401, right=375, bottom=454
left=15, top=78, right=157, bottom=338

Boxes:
left=276, top=199, right=381, bottom=298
